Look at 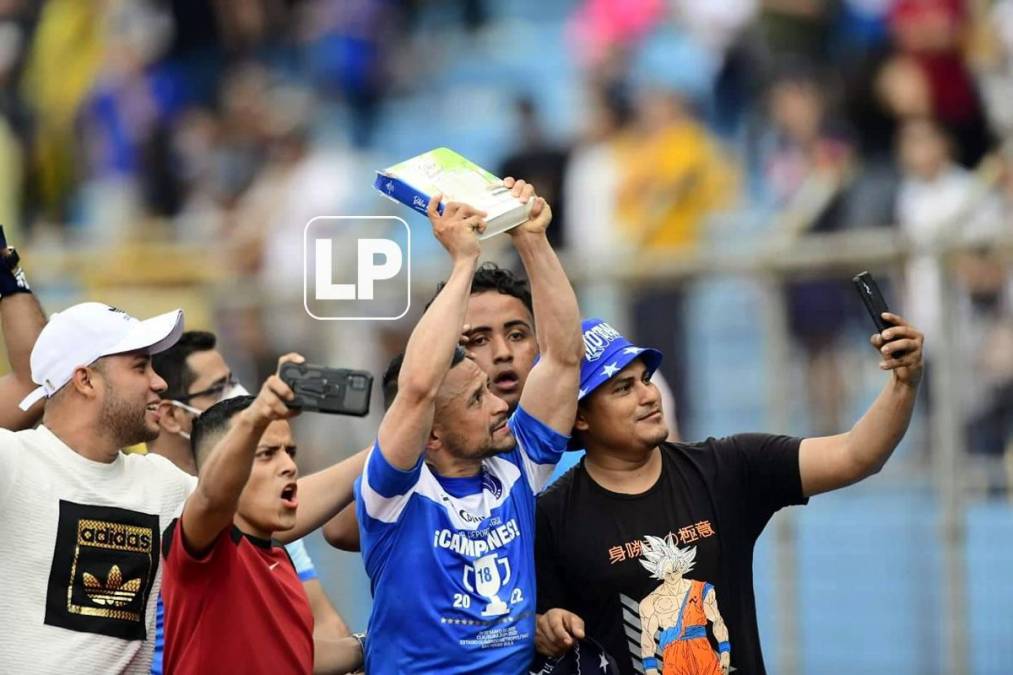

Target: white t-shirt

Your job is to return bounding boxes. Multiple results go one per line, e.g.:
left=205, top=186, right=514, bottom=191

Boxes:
left=0, top=425, right=197, bottom=674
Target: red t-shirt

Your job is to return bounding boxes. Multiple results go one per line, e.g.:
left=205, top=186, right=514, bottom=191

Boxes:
left=160, top=519, right=314, bottom=674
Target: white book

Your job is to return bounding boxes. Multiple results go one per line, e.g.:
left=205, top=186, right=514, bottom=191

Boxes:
left=374, top=147, right=533, bottom=239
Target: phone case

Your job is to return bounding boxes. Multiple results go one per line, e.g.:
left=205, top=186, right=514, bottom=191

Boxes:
left=279, top=363, right=372, bottom=417
left=852, top=271, right=906, bottom=357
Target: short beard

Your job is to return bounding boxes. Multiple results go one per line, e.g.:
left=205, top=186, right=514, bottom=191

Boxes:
left=443, top=428, right=514, bottom=461
left=99, top=385, right=157, bottom=447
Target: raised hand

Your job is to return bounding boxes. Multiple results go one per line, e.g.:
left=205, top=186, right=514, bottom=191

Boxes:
left=427, top=193, right=485, bottom=262
left=503, top=177, right=552, bottom=237
left=870, top=313, right=924, bottom=387
left=241, top=353, right=304, bottom=427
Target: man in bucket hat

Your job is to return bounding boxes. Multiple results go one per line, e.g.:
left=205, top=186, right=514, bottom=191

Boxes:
left=535, top=314, right=924, bottom=675
left=0, top=302, right=199, bottom=673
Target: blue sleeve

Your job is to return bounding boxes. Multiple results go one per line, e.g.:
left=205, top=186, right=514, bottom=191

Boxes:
left=509, top=405, right=569, bottom=464
left=284, top=538, right=318, bottom=582
left=507, top=405, right=569, bottom=493
left=356, top=440, right=424, bottom=580
left=360, top=439, right=423, bottom=506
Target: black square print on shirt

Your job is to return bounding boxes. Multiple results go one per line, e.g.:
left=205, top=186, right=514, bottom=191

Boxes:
left=44, top=500, right=160, bottom=641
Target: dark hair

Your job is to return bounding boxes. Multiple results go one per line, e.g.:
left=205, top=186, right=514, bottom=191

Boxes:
left=425, top=262, right=533, bottom=315
left=190, top=394, right=255, bottom=468
left=382, top=347, right=468, bottom=410
left=152, top=330, right=217, bottom=401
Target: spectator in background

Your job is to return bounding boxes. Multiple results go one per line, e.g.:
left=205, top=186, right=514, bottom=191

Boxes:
left=895, top=116, right=1001, bottom=348
left=888, top=0, right=993, bottom=167
left=564, top=83, right=631, bottom=262
left=759, top=65, right=856, bottom=434
left=499, top=96, right=569, bottom=250
left=614, top=84, right=734, bottom=251
left=614, top=73, right=735, bottom=434
left=19, top=0, right=104, bottom=222
left=958, top=140, right=1013, bottom=471
left=77, top=0, right=184, bottom=232
left=978, top=0, right=1013, bottom=139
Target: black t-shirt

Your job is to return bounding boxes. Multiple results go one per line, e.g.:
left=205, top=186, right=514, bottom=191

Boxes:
left=535, top=435, right=807, bottom=675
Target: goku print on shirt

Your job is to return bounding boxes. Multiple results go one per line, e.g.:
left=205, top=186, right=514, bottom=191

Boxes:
left=633, top=535, right=730, bottom=675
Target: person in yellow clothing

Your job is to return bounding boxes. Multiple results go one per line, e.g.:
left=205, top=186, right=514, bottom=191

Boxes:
left=614, top=90, right=736, bottom=251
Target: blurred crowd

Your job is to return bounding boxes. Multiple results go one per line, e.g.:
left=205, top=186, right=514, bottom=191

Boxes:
left=0, top=0, right=1010, bottom=473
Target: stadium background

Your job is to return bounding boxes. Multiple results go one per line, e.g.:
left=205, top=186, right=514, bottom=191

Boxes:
left=0, top=0, right=1011, bottom=672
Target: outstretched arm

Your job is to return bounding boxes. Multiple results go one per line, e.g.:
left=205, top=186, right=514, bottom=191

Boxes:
left=322, top=500, right=361, bottom=551
left=0, top=226, right=46, bottom=429
left=504, top=178, right=582, bottom=435
left=376, top=196, right=484, bottom=470
left=180, top=355, right=301, bottom=556
left=800, top=313, right=924, bottom=496
left=274, top=447, right=369, bottom=543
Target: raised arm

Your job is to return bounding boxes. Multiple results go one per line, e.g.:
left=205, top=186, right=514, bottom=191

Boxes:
left=180, top=355, right=300, bottom=556
left=375, top=196, right=484, bottom=470
left=0, top=226, right=46, bottom=430
left=504, top=178, right=582, bottom=434
left=799, top=313, right=924, bottom=497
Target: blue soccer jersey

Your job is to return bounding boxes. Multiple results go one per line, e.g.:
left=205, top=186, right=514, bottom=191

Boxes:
left=356, top=405, right=567, bottom=674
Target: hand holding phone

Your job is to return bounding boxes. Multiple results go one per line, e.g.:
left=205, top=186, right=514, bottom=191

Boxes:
left=852, top=271, right=906, bottom=358
left=279, top=363, right=373, bottom=416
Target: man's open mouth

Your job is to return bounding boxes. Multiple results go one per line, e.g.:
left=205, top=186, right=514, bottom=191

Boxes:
left=280, top=483, right=298, bottom=508
left=493, top=370, right=519, bottom=392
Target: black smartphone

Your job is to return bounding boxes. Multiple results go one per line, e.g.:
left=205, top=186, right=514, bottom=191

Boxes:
left=279, top=363, right=373, bottom=416
left=852, top=271, right=905, bottom=357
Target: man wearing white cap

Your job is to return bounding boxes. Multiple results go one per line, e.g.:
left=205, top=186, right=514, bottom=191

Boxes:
left=0, top=302, right=197, bottom=673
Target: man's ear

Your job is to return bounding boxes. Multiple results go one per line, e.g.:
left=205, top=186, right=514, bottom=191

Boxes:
left=425, top=426, right=442, bottom=455
left=157, top=400, right=182, bottom=433
left=70, top=366, right=100, bottom=399
left=573, top=407, right=590, bottom=433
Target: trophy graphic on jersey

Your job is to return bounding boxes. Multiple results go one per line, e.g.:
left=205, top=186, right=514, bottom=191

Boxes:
left=463, top=553, right=512, bottom=617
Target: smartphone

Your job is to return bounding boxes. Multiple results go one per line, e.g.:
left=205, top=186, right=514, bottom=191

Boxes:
left=279, top=363, right=373, bottom=417
left=852, top=271, right=905, bottom=358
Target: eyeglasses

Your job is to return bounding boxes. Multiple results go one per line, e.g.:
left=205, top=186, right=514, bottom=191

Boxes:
left=176, top=376, right=245, bottom=404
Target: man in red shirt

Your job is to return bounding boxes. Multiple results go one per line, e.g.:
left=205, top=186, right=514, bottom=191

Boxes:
left=160, top=354, right=363, bottom=674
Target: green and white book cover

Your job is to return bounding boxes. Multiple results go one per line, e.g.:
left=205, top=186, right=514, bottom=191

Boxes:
left=374, top=147, right=533, bottom=239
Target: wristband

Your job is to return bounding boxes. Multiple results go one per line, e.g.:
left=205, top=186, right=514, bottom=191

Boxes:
left=0, top=227, right=30, bottom=298
left=352, top=631, right=367, bottom=655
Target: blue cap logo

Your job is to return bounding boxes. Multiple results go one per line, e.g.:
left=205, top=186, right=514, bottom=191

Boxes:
left=577, top=318, right=663, bottom=402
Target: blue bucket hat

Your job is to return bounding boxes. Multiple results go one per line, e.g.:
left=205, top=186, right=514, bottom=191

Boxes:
left=578, top=318, right=663, bottom=401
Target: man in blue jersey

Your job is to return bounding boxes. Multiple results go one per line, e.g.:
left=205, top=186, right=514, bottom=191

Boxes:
left=356, top=179, right=582, bottom=673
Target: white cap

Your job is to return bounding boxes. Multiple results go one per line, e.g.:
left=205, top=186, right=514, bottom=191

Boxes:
left=19, top=302, right=184, bottom=411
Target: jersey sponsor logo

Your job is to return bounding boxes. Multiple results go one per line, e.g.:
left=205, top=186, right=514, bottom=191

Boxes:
left=583, top=322, right=622, bottom=362
left=433, top=518, right=521, bottom=558
left=44, top=500, right=159, bottom=641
